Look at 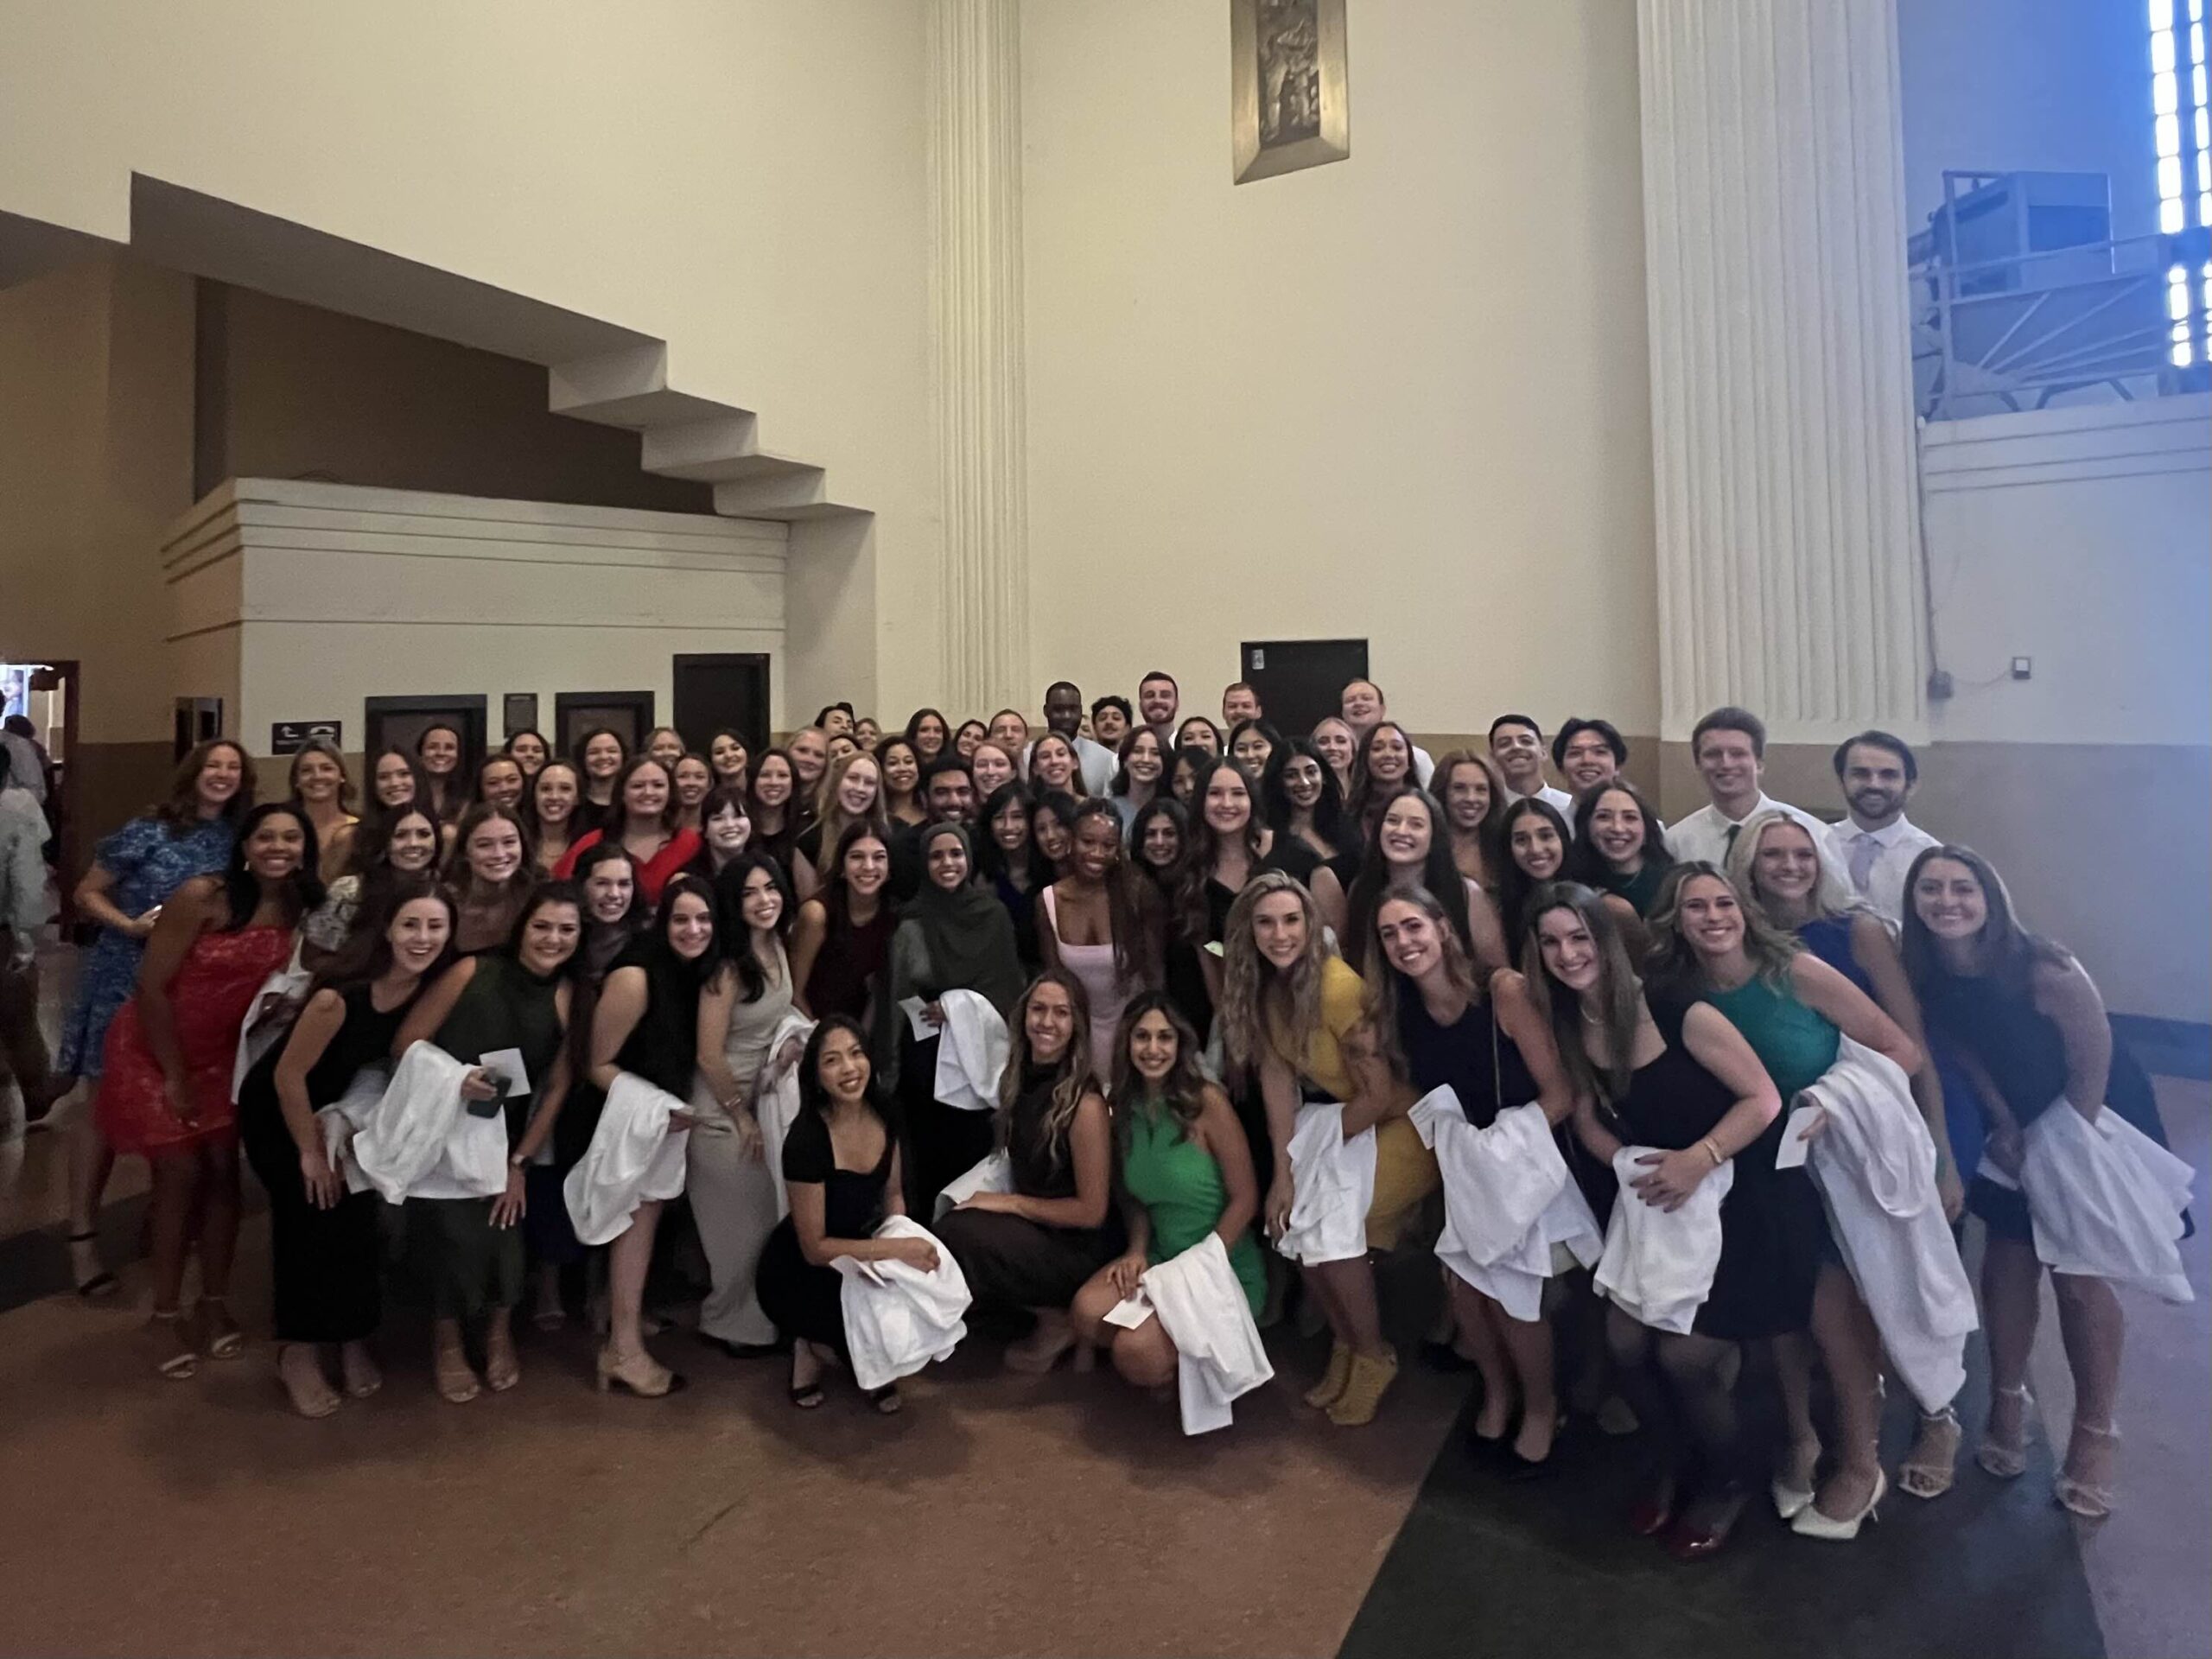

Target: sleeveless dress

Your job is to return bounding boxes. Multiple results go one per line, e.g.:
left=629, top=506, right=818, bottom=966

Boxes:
left=57, top=815, right=234, bottom=1077
left=804, top=896, right=895, bottom=1022
left=95, top=922, right=296, bottom=1156
left=756, top=1106, right=898, bottom=1359
left=1918, top=967, right=2178, bottom=1243
left=1605, top=994, right=1802, bottom=1340
left=404, top=952, right=565, bottom=1319
left=1596, top=860, right=1669, bottom=917
left=689, top=945, right=795, bottom=1347
left=934, top=1065, right=1122, bottom=1310
left=1396, top=992, right=1538, bottom=1128
left=1122, top=1100, right=1266, bottom=1313
left=1039, top=884, right=1128, bottom=1080
left=238, top=981, right=414, bottom=1342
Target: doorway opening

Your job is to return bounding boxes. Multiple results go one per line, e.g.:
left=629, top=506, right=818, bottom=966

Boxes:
left=1238, top=638, right=1368, bottom=739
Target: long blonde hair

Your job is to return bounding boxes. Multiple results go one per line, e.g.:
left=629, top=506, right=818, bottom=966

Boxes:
left=1217, top=873, right=1326, bottom=1069
left=810, top=750, right=889, bottom=854
left=1726, top=808, right=1858, bottom=925
left=997, top=969, right=1096, bottom=1173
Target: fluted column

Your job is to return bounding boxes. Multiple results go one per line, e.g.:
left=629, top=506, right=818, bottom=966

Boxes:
left=928, top=0, right=1030, bottom=715
left=1639, top=0, right=1925, bottom=742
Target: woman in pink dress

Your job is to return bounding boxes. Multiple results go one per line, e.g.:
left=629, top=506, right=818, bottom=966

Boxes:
left=98, top=803, right=320, bottom=1379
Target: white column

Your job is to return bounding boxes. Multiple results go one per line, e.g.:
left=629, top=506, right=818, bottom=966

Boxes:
left=928, top=0, right=1031, bottom=715
left=1638, top=0, right=1926, bottom=743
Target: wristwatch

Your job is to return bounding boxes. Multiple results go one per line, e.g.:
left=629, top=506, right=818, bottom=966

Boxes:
left=508, top=1152, right=530, bottom=1171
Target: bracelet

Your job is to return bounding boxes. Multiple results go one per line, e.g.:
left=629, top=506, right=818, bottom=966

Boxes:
left=508, top=1152, right=529, bottom=1170
left=1699, top=1138, right=1725, bottom=1168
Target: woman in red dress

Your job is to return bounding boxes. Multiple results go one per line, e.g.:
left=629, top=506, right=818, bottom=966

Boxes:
left=554, top=755, right=702, bottom=906
left=98, top=803, right=321, bottom=1378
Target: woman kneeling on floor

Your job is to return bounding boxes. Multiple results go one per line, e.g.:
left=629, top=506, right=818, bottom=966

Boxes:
left=1071, top=993, right=1265, bottom=1393
left=935, top=970, right=1120, bottom=1370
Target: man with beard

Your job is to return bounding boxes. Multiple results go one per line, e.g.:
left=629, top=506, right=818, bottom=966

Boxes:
left=1830, top=729, right=1939, bottom=923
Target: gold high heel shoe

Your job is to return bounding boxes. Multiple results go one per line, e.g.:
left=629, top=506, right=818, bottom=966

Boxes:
left=596, top=1344, right=686, bottom=1398
left=2054, top=1420, right=2119, bottom=1519
left=1977, top=1383, right=2031, bottom=1479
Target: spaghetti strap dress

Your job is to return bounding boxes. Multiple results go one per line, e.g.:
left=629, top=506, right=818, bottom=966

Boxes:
left=1039, top=884, right=1128, bottom=1080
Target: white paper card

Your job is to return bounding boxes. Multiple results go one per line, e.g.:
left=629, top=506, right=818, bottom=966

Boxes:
left=899, top=996, right=935, bottom=1039
left=477, top=1047, right=532, bottom=1101
left=1773, top=1105, right=1823, bottom=1170
left=1103, top=1294, right=1154, bottom=1330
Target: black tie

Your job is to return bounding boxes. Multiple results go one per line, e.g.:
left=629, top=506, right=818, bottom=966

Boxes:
left=1723, top=822, right=1741, bottom=859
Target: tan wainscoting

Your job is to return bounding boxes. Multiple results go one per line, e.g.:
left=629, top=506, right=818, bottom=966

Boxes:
left=1654, top=740, right=2212, bottom=1027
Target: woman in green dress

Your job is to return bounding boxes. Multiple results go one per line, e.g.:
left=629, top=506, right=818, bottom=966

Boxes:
left=1071, top=991, right=1264, bottom=1393
left=1648, top=864, right=1924, bottom=1541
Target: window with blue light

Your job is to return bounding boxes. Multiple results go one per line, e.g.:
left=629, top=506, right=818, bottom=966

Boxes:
left=2152, top=0, right=2211, bottom=363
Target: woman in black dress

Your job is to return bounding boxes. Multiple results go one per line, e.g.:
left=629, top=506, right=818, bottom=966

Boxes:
left=756, top=1016, right=933, bottom=1413
left=239, top=880, right=456, bottom=1417
left=1527, top=882, right=1783, bottom=1560
left=1340, top=786, right=1508, bottom=976
left=934, top=970, right=1118, bottom=1374
left=790, top=823, right=893, bottom=1023
left=976, top=783, right=1045, bottom=976
left=583, top=874, right=721, bottom=1398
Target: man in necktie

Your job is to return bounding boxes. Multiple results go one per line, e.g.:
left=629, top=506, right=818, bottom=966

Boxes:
left=1830, top=730, right=1940, bottom=925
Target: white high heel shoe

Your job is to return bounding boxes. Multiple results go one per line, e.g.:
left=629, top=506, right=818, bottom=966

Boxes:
left=1792, top=1468, right=1886, bottom=1541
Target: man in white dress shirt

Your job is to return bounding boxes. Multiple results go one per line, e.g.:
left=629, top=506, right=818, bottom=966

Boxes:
left=1666, top=706, right=1840, bottom=872
left=1026, top=681, right=1117, bottom=797
left=1552, top=716, right=1627, bottom=798
left=1489, top=714, right=1576, bottom=819
left=1137, top=670, right=1180, bottom=734
left=1339, top=678, right=1435, bottom=785
left=1830, top=729, right=1941, bottom=924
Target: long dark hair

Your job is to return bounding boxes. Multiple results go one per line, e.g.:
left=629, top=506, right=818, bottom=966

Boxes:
left=1898, top=843, right=2072, bottom=1005
left=311, top=876, right=456, bottom=997
left=1111, top=724, right=1167, bottom=800
left=1346, top=719, right=1420, bottom=833
left=1341, top=786, right=1472, bottom=975
left=797, top=1014, right=890, bottom=1126
left=1521, top=880, right=1643, bottom=1102
left=1174, top=756, right=1266, bottom=940
left=998, top=969, right=1096, bottom=1169
left=1263, top=736, right=1357, bottom=853
left=1109, top=989, right=1208, bottom=1145
left=1567, top=778, right=1673, bottom=888
left=572, top=839, right=650, bottom=932
left=608, top=753, right=680, bottom=836
left=415, top=722, right=468, bottom=821
left=153, top=739, right=257, bottom=834
left=713, top=852, right=793, bottom=1003
left=903, top=707, right=952, bottom=760
left=821, top=820, right=891, bottom=927
left=975, top=781, right=1034, bottom=886
left=443, top=803, right=533, bottom=899
left=218, top=802, right=324, bottom=931
left=1128, top=796, right=1189, bottom=893
left=366, top=747, right=431, bottom=819
left=645, top=873, right=724, bottom=994
left=504, top=880, right=588, bottom=978
left=524, top=760, right=582, bottom=849
left=1494, top=796, right=1574, bottom=947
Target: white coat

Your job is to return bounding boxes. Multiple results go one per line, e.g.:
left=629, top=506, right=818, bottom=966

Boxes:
left=315, top=1061, right=390, bottom=1183
left=1410, top=1089, right=1600, bottom=1323
left=933, top=989, right=1010, bottom=1113
left=1135, top=1231, right=1274, bottom=1435
left=934, top=1148, right=1014, bottom=1221
left=835, top=1214, right=973, bottom=1390
left=563, top=1072, right=692, bottom=1247
left=2012, top=1096, right=2196, bottom=1304
left=1797, top=1039, right=1977, bottom=1413
left=350, top=1040, right=509, bottom=1203
left=755, top=1009, right=817, bottom=1217
left=1274, top=1102, right=1377, bottom=1267
left=1593, top=1145, right=1734, bottom=1335
left=228, top=944, right=312, bottom=1103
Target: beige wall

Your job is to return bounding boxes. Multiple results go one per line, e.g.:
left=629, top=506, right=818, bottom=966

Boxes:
left=0, top=0, right=942, bottom=713
left=1019, top=0, right=1658, bottom=738
left=210, top=283, right=713, bottom=515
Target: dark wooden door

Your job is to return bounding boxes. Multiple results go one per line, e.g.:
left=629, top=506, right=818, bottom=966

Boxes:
left=1238, top=639, right=1368, bottom=739
left=552, top=690, right=654, bottom=763
left=364, top=694, right=488, bottom=771
left=671, top=653, right=770, bottom=754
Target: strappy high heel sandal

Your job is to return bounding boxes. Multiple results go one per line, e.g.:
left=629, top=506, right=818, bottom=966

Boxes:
left=199, top=1296, right=245, bottom=1360
left=1899, top=1407, right=1963, bottom=1499
left=146, top=1309, right=198, bottom=1380
left=2054, top=1420, right=2119, bottom=1520
left=67, top=1230, right=118, bottom=1299
left=1976, top=1383, right=2031, bottom=1479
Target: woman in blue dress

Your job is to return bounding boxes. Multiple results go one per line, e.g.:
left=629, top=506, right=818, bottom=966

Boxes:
left=58, top=740, right=255, bottom=1296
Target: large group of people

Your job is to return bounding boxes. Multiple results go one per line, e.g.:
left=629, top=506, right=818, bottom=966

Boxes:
left=6, top=667, right=2192, bottom=1560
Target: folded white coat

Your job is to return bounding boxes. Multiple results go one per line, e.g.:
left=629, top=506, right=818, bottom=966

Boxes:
left=932, top=989, right=1010, bottom=1112
left=755, top=1010, right=817, bottom=1217
left=2017, top=1095, right=2196, bottom=1304
left=1274, top=1102, right=1377, bottom=1267
left=1593, top=1144, right=1733, bottom=1335
left=1411, top=1090, right=1600, bottom=1323
left=350, top=1041, right=509, bottom=1203
left=1138, top=1231, right=1274, bottom=1434
left=229, top=946, right=313, bottom=1103
left=563, top=1072, right=692, bottom=1248
left=1798, top=1039, right=1977, bottom=1412
left=835, top=1214, right=972, bottom=1391
left=315, top=1062, right=391, bottom=1185
left=935, top=1149, right=1014, bottom=1221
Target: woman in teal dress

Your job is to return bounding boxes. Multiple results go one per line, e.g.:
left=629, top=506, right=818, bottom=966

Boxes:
left=1649, top=864, right=1928, bottom=1541
left=1071, top=992, right=1264, bottom=1394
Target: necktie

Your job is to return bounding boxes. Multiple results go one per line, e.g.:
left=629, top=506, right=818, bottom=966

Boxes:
left=1848, top=830, right=1880, bottom=894
left=1722, top=822, right=1741, bottom=860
